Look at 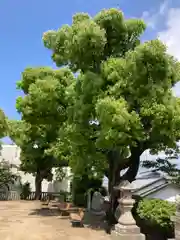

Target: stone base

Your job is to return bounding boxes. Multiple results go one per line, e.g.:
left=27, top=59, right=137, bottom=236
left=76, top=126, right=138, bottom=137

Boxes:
left=90, top=210, right=106, bottom=216
left=111, top=223, right=145, bottom=240
left=82, top=210, right=106, bottom=229
left=111, top=230, right=145, bottom=240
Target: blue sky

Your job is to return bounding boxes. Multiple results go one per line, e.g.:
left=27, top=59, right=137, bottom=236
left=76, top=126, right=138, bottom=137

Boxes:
left=1, top=0, right=180, bottom=141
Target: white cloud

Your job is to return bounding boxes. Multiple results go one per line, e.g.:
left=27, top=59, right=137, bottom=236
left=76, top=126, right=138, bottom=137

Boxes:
left=158, top=8, right=180, bottom=94
left=141, top=1, right=180, bottom=95
left=141, top=11, right=157, bottom=29
left=142, top=1, right=180, bottom=61
left=158, top=8, right=180, bottom=60
left=159, top=0, right=169, bottom=15
left=141, top=0, right=170, bottom=29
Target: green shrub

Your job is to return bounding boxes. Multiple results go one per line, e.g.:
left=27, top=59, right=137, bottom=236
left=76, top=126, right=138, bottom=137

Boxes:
left=136, top=198, right=176, bottom=232
left=72, top=175, right=103, bottom=207
left=20, top=182, right=31, bottom=200
left=59, top=190, right=72, bottom=202
left=99, top=186, right=108, bottom=196
left=73, top=193, right=86, bottom=206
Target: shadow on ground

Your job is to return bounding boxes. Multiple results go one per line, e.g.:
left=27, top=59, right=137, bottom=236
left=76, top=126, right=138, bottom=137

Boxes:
left=82, top=211, right=110, bottom=233
left=29, top=207, right=63, bottom=217
left=29, top=207, right=111, bottom=234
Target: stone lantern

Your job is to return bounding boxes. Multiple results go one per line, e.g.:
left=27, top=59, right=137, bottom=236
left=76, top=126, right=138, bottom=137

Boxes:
left=174, top=195, right=180, bottom=240
left=111, top=180, right=145, bottom=240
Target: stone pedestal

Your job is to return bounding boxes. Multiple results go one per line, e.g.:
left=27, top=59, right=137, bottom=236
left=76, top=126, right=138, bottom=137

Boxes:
left=175, top=218, right=180, bottom=240
left=111, top=181, right=145, bottom=240
left=174, top=196, right=180, bottom=240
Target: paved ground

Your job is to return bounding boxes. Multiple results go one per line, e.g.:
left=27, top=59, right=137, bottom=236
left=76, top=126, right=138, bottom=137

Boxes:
left=0, top=201, right=110, bottom=240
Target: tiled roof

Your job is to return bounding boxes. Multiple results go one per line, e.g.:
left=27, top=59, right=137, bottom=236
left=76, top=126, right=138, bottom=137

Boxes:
left=102, top=170, right=168, bottom=197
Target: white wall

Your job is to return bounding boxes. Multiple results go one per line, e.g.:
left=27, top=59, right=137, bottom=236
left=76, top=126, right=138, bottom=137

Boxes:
left=0, top=145, right=71, bottom=193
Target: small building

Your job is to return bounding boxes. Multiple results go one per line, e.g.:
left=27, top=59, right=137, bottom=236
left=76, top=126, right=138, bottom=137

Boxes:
left=102, top=171, right=180, bottom=202
left=132, top=171, right=180, bottom=202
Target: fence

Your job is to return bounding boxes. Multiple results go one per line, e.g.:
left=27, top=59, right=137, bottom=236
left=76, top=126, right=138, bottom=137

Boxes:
left=0, top=191, right=20, bottom=200
left=0, top=191, right=62, bottom=201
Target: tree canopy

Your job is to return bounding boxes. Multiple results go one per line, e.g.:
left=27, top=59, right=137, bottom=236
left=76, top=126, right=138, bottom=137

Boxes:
left=42, top=8, right=180, bottom=186
left=0, top=102, right=13, bottom=191
left=0, top=109, right=8, bottom=139
left=142, top=149, right=180, bottom=185
left=0, top=160, right=19, bottom=191
left=7, top=8, right=180, bottom=205
left=8, top=67, right=73, bottom=198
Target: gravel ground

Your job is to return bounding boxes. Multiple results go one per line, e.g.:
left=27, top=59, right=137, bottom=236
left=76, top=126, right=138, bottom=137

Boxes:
left=0, top=201, right=110, bottom=240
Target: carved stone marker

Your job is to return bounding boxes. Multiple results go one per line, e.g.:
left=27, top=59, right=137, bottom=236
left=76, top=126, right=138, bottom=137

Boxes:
left=91, top=191, right=105, bottom=215
left=111, top=180, right=145, bottom=240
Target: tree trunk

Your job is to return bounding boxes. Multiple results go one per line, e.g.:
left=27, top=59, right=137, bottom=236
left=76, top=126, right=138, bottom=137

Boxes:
left=108, top=169, right=121, bottom=221
left=106, top=147, right=143, bottom=232
left=106, top=151, right=122, bottom=230
left=122, top=146, right=143, bottom=182
left=35, top=171, right=42, bottom=200
left=106, top=165, right=121, bottom=233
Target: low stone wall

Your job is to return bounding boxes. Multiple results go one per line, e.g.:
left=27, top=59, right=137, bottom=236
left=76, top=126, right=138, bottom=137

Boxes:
left=174, top=206, right=180, bottom=240
left=171, top=196, right=180, bottom=240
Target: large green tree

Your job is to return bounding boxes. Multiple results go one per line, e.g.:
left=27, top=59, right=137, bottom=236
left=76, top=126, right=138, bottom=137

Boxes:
left=0, top=109, right=14, bottom=191
left=8, top=67, right=73, bottom=199
left=0, top=109, right=8, bottom=139
left=142, top=148, right=180, bottom=185
left=0, top=160, right=19, bottom=191
left=42, top=8, right=180, bottom=218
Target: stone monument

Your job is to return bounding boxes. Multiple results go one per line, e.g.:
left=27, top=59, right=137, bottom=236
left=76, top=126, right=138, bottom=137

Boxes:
left=87, top=189, right=93, bottom=211
left=91, top=191, right=105, bottom=216
left=111, top=180, right=145, bottom=240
